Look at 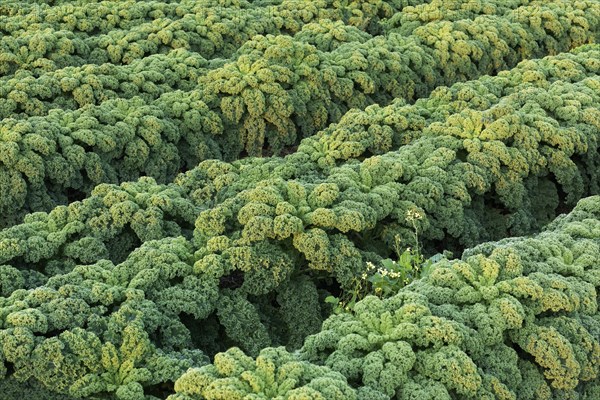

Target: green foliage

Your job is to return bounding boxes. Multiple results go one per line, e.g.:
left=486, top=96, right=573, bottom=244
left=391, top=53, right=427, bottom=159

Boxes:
left=326, top=209, right=437, bottom=313
left=2, top=0, right=599, bottom=224
left=168, top=347, right=359, bottom=400
left=1, top=0, right=600, bottom=398
left=368, top=249, right=432, bottom=297
left=167, top=195, right=600, bottom=400
left=1, top=50, right=599, bottom=387
left=308, top=196, right=600, bottom=398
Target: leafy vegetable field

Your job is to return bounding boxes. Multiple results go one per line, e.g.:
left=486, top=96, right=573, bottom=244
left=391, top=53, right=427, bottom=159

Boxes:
left=0, top=0, right=599, bottom=399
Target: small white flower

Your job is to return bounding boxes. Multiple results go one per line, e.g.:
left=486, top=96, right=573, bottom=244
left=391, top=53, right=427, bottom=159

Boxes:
left=405, top=208, right=424, bottom=222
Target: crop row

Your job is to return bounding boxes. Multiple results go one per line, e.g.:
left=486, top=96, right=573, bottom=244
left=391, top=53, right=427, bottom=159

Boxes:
left=1, top=0, right=597, bottom=225
left=0, top=48, right=598, bottom=396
